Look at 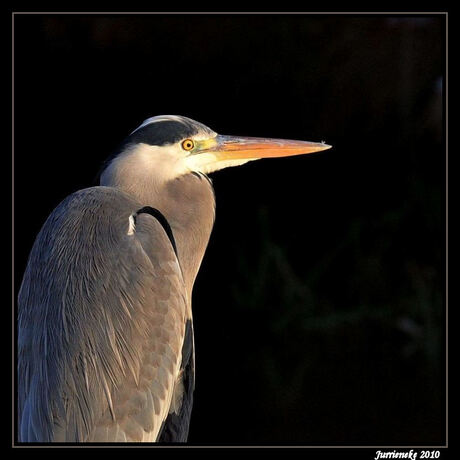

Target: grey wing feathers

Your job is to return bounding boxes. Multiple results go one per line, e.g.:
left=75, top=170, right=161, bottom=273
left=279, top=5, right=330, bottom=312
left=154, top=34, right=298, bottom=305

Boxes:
left=157, top=318, right=195, bottom=442
left=18, top=186, right=188, bottom=442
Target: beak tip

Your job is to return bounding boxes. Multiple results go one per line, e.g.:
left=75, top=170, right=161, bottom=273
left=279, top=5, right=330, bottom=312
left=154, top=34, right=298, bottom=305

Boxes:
left=310, top=142, right=332, bottom=153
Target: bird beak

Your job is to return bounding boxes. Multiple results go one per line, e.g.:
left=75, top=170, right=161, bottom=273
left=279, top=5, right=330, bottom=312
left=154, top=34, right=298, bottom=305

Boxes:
left=200, top=134, right=332, bottom=160
left=187, top=134, right=331, bottom=174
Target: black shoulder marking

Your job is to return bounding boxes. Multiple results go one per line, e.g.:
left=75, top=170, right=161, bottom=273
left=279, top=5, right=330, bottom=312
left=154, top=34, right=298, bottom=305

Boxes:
left=181, top=318, right=194, bottom=368
left=136, top=206, right=178, bottom=256
left=157, top=319, right=195, bottom=443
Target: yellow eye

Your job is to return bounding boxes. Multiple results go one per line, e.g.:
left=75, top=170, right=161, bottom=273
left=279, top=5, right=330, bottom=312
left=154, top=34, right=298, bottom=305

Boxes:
left=181, top=139, right=195, bottom=151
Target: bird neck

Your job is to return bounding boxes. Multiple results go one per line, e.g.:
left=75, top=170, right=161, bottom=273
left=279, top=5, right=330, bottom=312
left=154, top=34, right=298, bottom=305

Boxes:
left=156, top=174, right=216, bottom=297
left=101, top=163, right=215, bottom=298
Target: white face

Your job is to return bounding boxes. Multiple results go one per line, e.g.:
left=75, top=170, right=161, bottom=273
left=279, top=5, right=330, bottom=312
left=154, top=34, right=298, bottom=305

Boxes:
left=127, top=115, right=259, bottom=176
left=115, top=118, right=257, bottom=180
left=120, top=136, right=258, bottom=179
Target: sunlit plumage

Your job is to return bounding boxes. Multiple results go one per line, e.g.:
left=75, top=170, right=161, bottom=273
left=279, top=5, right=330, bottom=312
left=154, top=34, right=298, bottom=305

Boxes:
left=18, top=115, right=330, bottom=442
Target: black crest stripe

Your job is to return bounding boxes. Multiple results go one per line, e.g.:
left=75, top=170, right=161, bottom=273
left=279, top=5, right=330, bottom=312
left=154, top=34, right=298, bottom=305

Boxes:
left=135, top=206, right=178, bottom=256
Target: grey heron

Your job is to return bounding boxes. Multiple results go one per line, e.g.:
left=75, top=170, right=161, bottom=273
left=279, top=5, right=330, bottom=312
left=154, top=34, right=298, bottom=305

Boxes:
left=18, top=115, right=331, bottom=442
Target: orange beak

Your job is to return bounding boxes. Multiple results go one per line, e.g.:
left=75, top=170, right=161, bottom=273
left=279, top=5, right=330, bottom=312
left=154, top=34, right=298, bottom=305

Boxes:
left=200, top=134, right=331, bottom=160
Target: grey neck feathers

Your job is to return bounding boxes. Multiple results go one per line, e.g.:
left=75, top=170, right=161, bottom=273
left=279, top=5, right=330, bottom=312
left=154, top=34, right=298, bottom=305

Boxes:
left=100, top=160, right=215, bottom=298
left=156, top=174, right=216, bottom=297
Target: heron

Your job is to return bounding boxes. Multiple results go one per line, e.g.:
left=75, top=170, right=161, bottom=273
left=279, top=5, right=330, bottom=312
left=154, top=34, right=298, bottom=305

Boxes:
left=18, top=115, right=331, bottom=443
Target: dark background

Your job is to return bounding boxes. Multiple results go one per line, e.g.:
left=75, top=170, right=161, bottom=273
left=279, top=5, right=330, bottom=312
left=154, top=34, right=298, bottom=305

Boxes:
left=13, top=14, right=446, bottom=446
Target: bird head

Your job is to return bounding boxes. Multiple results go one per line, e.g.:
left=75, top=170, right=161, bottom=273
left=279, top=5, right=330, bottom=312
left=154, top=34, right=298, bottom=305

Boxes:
left=101, top=115, right=331, bottom=186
